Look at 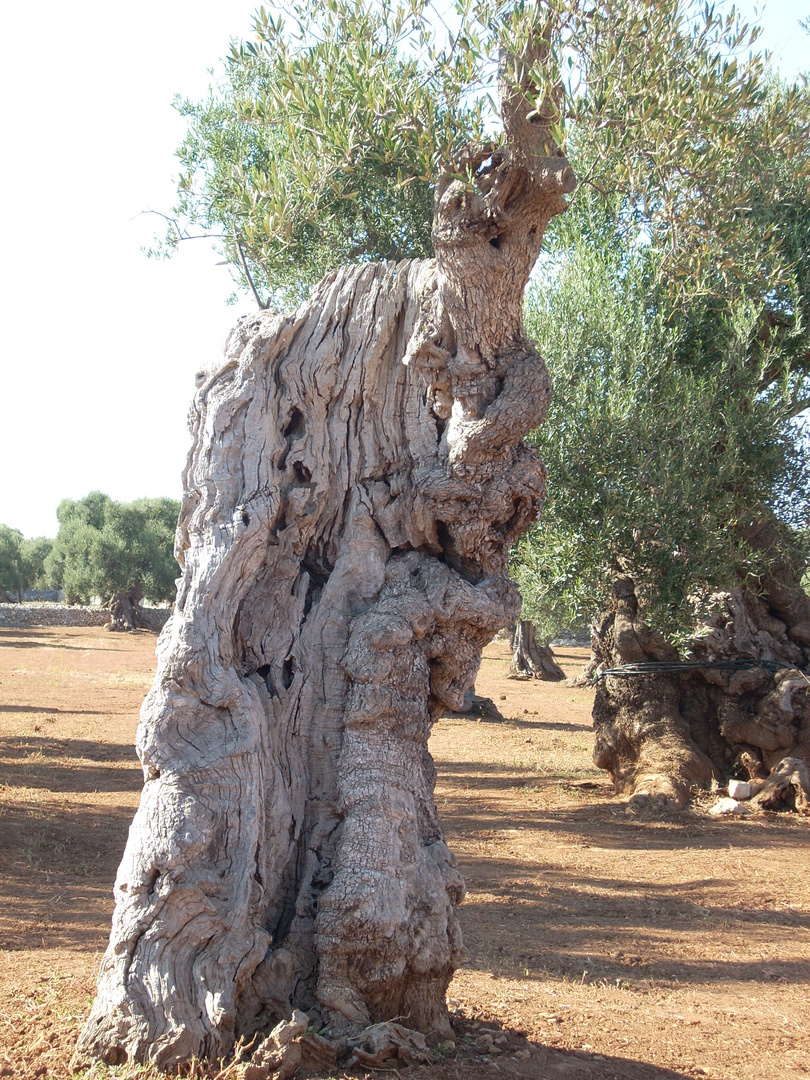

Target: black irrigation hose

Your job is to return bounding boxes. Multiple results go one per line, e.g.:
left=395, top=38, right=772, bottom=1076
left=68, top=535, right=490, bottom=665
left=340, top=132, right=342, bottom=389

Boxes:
left=596, top=659, right=794, bottom=680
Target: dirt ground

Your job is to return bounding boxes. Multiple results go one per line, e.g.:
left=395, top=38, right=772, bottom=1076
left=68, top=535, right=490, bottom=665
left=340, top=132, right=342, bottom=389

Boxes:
left=0, top=627, right=808, bottom=1080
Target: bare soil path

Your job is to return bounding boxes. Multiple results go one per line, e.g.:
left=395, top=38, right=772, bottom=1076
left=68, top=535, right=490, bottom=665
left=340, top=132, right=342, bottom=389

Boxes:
left=1, top=628, right=808, bottom=1079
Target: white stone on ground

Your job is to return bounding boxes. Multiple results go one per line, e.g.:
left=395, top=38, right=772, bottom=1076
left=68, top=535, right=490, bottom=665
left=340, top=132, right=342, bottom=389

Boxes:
left=728, top=780, right=752, bottom=800
left=709, top=797, right=751, bottom=816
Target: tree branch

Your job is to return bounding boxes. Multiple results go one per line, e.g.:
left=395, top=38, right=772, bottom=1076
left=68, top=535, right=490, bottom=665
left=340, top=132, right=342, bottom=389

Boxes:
left=233, top=221, right=270, bottom=310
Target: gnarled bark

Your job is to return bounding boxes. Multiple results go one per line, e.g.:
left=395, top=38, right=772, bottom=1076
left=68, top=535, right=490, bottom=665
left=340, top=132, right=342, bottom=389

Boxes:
left=592, top=577, right=810, bottom=812
left=75, top=33, right=575, bottom=1071
left=751, top=756, right=810, bottom=814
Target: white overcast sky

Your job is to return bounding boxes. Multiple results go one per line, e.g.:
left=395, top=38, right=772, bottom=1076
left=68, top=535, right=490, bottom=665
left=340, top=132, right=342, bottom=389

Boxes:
left=0, top=0, right=806, bottom=538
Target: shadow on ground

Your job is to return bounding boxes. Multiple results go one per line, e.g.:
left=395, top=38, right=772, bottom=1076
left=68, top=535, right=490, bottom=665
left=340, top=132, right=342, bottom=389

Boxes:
left=0, top=736, right=141, bottom=792
left=412, top=1015, right=698, bottom=1080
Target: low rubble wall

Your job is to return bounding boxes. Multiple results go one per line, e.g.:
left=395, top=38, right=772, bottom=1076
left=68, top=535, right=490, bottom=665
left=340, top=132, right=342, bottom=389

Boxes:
left=0, top=604, right=171, bottom=632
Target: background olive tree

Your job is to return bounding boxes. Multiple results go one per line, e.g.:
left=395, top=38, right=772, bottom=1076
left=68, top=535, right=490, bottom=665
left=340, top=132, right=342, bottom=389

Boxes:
left=46, top=493, right=179, bottom=626
left=0, top=526, right=53, bottom=601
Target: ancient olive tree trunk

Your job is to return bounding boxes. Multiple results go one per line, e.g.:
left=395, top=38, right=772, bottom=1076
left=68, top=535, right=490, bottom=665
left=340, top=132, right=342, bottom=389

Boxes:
left=592, top=576, right=810, bottom=812
left=509, top=619, right=565, bottom=680
left=75, top=54, right=575, bottom=1075
left=107, top=585, right=146, bottom=633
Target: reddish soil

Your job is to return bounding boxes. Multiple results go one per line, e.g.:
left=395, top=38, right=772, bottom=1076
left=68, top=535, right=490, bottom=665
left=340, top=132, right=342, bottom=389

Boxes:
left=1, top=627, right=808, bottom=1080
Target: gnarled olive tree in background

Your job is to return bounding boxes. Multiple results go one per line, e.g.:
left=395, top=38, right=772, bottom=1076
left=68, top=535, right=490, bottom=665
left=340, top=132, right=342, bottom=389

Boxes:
left=510, top=1, right=810, bottom=680
left=76, top=0, right=810, bottom=1069
left=516, top=85, right=810, bottom=648
left=515, top=51, right=810, bottom=805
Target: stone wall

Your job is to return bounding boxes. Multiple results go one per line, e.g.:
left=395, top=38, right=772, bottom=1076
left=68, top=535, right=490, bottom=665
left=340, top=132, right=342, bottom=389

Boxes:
left=0, top=604, right=171, bottom=632
left=137, top=608, right=173, bottom=633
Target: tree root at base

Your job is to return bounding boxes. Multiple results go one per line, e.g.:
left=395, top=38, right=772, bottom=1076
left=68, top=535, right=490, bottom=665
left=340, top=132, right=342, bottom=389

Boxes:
left=218, top=1013, right=432, bottom=1080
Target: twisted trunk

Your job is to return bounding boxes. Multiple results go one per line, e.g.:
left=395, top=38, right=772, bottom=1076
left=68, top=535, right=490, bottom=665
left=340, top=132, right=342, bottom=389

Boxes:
left=107, top=585, right=145, bottom=633
left=509, top=619, right=565, bottom=680
left=75, top=37, right=574, bottom=1070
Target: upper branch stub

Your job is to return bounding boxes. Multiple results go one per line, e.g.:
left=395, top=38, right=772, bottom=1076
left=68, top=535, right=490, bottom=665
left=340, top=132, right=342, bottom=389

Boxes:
left=433, top=4, right=575, bottom=255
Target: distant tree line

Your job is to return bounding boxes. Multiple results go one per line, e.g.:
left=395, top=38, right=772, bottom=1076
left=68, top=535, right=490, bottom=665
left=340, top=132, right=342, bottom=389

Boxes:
left=0, top=493, right=180, bottom=610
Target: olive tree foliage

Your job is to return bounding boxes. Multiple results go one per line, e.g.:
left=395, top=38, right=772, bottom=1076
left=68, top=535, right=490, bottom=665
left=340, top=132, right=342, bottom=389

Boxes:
left=505, top=1, right=810, bottom=643
left=0, top=526, right=27, bottom=601
left=156, top=0, right=810, bottom=635
left=514, top=193, right=810, bottom=642
left=159, top=0, right=801, bottom=304
left=0, top=526, right=53, bottom=601
left=46, top=493, right=180, bottom=605
left=159, top=0, right=810, bottom=639
left=159, top=0, right=489, bottom=307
